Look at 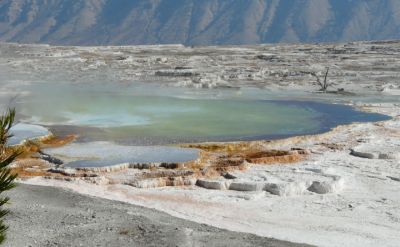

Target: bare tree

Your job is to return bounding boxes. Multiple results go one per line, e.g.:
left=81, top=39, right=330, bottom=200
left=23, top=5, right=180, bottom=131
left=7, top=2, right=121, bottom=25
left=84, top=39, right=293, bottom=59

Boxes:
left=310, top=67, right=330, bottom=92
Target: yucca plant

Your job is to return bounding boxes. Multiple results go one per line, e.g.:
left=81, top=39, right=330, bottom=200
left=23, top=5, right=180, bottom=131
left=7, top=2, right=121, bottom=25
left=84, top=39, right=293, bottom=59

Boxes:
left=0, top=109, right=15, bottom=154
left=0, top=109, right=18, bottom=244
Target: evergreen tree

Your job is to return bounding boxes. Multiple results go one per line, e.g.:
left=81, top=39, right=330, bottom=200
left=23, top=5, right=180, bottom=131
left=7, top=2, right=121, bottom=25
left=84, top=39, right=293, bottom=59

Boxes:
left=0, top=109, right=18, bottom=244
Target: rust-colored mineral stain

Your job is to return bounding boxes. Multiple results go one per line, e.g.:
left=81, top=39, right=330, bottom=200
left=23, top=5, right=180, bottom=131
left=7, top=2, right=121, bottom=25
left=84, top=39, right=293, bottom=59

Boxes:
left=10, top=158, right=54, bottom=177
left=3, top=134, right=76, bottom=160
left=8, top=133, right=309, bottom=188
left=40, top=134, right=77, bottom=147
left=5, top=135, right=77, bottom=178
left=241, top=150, right=305, bottom=164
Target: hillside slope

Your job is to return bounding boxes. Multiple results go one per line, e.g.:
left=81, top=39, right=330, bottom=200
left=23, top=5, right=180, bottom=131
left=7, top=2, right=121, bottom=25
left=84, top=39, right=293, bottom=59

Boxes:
left=0, top=0, right=400, bottom=45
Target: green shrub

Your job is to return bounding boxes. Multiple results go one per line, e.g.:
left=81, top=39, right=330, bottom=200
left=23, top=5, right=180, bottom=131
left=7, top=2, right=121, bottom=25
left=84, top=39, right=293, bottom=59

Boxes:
left=0, top=109, right=18, bottom=244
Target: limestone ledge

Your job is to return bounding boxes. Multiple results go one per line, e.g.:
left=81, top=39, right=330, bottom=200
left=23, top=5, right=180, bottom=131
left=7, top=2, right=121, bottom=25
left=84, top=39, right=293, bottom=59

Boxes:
left=196, top=174, right=344, bottom=196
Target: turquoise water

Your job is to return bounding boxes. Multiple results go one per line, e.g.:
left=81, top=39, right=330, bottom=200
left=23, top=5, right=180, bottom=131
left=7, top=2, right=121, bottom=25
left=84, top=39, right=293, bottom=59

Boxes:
left=12, top=82, right=390, bottom=145
left=2, top=81, right=391, bottom=167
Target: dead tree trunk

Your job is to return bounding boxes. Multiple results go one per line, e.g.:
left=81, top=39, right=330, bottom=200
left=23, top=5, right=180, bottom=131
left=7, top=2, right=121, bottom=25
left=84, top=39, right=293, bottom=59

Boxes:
left=311, top=67, right=330, bottom=92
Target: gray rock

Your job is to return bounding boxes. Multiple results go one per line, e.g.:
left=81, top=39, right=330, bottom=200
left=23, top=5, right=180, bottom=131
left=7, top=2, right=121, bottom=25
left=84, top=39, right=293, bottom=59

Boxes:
left=307, top=177, right=345, bottom=194
left=350, top=149, right=379, bottom=159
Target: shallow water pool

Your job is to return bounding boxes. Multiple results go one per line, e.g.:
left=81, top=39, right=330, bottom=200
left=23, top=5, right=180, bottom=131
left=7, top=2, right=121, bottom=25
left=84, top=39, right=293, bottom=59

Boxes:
left=9, top=123, right=50, bottom=145
left=13, top=82, right=389, bottom=145
left=2, top=82, right=392, bottom=167
left=45, top=142, right=199, bottom=168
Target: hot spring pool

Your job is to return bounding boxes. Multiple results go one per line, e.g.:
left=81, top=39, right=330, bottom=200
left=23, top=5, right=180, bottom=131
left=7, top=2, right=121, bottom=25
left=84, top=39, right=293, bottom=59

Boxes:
left=4, top=82, right=391, bottom=168
left=13, top=82, right=390, bottom=145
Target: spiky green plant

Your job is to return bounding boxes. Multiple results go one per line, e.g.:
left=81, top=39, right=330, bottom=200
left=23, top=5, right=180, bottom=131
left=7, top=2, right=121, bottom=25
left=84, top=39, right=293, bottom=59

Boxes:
left=0, top=109, right=15, bottom=154
left=0, top=109, right=18, bottom=244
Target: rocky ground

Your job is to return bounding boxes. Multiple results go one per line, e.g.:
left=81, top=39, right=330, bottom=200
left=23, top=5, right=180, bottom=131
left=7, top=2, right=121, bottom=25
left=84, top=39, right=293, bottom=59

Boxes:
left=4, top=184, right=307, bottom=247
left=1, top=40, right=400, bottom=94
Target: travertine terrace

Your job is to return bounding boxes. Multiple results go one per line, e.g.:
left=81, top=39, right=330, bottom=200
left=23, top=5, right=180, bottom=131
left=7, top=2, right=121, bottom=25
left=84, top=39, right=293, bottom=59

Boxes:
left=1, top=40, right=400, bottom=247
left=1, top=40, right=400, bottom=93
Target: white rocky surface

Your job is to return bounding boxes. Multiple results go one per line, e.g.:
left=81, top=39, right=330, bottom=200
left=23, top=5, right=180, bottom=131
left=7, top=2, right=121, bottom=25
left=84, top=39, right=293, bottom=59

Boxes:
left=196, top=168, right=344, bottom=196
left=351, top=140, right=400, bottom=160
left=25, top=103, right=400, bottom=247
left=1, top=41, right=400, bottom=95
